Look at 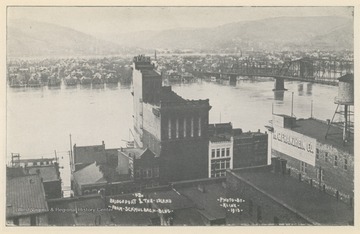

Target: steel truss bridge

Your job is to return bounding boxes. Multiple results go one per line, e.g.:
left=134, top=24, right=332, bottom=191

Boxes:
left=194, top=57, right=354, bottom=86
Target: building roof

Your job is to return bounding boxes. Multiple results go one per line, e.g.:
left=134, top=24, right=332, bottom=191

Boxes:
left=73, top=162, right=106, bottom=186
left=17, top=158, right=55, bottom=163
left=174, top=181, right=226, bottom=221
left=74, top=144, right=106, bottom=165
left=291, top=118, right=353, bottom=154
left=120, top=147, right=156, bottom=160
left=230, top=166, right=354, bottom=225
left=338, top=73, right=353, bottom=82
left=27, top=165, right=60, bottom=182
left=141, top=69, right=161, bottom=78
left=48, top=195, right=112, bottom=226
left=147, top=189, right=195, bottom=211
left=6, top=174, right=48, bottom=218
left=106, top=194, right=153, bottom=225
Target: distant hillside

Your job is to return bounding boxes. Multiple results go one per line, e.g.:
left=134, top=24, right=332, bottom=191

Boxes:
left=7, top=16, right=353, bottom=57
left=7, top=19, right=124, bottom=57
left=103, top=16, right=353, bottom=51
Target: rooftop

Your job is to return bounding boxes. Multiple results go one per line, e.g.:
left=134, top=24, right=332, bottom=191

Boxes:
left=141, top=69, right=161, bottom=78
left=106, top=193, right=153, bottom=225
left=230, top=166, right=354, bottom=225
left=73, top=162, right=106, bottom=186
left=74, top=143, right=106, bottom=165
left=160, top=87, right=211, bottom=108
left=48, top=195, right=112, bottom=226
left=174, top=180, right=226, bottom=221
left=27, top=165, right=60, bottom=182
left=119, top=147, right=156, bottom=160
left=291, top=118, right=353, bottom=154
left=6, top=174, right=48, bottom=218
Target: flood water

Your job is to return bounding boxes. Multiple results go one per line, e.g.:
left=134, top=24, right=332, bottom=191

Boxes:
left=6, top=78, right=340, bottom=194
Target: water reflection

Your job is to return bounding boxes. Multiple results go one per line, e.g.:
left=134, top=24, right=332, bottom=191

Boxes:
left=274, top=91, right=285, bottom=101
left=298, top=84, right=304, bottom=96
left=306, top=83, right=313, bottom=96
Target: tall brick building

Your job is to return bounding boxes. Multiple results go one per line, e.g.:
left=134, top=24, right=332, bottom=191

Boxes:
left=132, top=55, right=212, bottom=183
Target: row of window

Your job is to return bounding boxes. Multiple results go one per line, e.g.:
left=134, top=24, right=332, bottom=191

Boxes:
left=315, top=149, right=349, bottom=170
left=134, top=167, right=160, bottom=179
left=211, top=171, right=226, bottom=178
left=167, top=117, right=201, bottom=139
left=211, top=148, right=230, bottom=158
left=22, top=160, right=53, bottom=167
left=211, top=159, right=231, bottom=171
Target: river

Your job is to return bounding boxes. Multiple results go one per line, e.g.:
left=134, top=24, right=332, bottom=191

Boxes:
left=6, top=77, right=339, bottom=195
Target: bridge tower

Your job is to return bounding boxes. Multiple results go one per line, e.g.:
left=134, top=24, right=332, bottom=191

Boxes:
left=325, top=74, right=354, bottom=144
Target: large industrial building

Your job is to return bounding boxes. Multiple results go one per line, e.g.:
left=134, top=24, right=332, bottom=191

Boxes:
left=132, top=55, right=212, bottom=183
left=269, top=74, right=354, bottom=204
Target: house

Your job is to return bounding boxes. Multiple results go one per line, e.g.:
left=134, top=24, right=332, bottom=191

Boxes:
left=72, top=162, right=107, bottom=196
left=6, top=174, right=49, bottom=226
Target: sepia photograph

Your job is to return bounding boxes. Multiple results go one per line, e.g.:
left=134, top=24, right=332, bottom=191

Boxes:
left=3, top=1, right=357, bottom=228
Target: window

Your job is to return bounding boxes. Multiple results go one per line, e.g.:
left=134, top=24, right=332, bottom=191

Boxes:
left=198, top=117, right=202, bottom=137
left=146, top=169, right=152, bottom=178
left=211, top=149, right=215, bottom=158
left=30, top=215, right=37, bottom=226
left=300, top=161, right=307, bottom=173
left=176, top=118, right=179, bottom=138
left=142, top=169, right=147, bottom=178
left=153, top=167, right=159, bottom=178
left=183, top=118, right=187, bottom=137
left=226, top=148, right=230, bottom=156
left=135, top=170, right=140, bottom=179
left=220, top=160, right=225, bottom=169
left=225, top=160, right=230, bottom=169
left=216, top=149, right=220, bottom=158
left=221, top=148, right=225, bottom=157
left=13, top=218, right=19, bottom=226
left=344, top=159, right=348, bottom=171
left=168, top=118, right=172, bottom=139
left=334, top=155, right=338, bottom=166
left=316, top=149, right=319, bottom=159
left=325, top=152, right=328, bottom=162
left=317, top=168, right=324, bottom=181
left=190, top=117, right=194, bottom=137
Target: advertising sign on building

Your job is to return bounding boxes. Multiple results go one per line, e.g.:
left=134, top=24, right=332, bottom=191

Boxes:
left=272, top=126, right=316, bottom=166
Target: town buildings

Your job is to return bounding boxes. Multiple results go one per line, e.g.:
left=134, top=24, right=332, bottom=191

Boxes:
left=132, top=55, right=212, bottom=183
left=208, top=123, right=268, bottom=178
left=270, top=114, right=354, bottom=204
left=7, top=157, right=62, bottom=199
left=268, top=74, right=354, bottom=204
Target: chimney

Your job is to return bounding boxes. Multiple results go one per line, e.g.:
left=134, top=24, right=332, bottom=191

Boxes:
left=326, top=119, right=331, bottom=125
left=102, top=140, right=105, bottom=146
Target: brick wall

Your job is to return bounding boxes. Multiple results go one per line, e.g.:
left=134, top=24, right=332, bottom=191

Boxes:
left=272, top=139, right=354, bottom=204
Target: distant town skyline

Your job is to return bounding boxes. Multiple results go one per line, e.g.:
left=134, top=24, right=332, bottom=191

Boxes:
left=8, top=6, right=353, bottom=35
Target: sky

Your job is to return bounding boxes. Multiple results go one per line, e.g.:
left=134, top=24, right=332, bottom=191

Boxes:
left=7, top=6, right=353, bottom=35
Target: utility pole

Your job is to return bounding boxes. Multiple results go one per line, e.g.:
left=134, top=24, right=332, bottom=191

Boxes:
left=69, top=134, right=73, bottom=171
left=291, top=92, right=294, bottom=117
left=54, top=150, right=58, bottom=163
